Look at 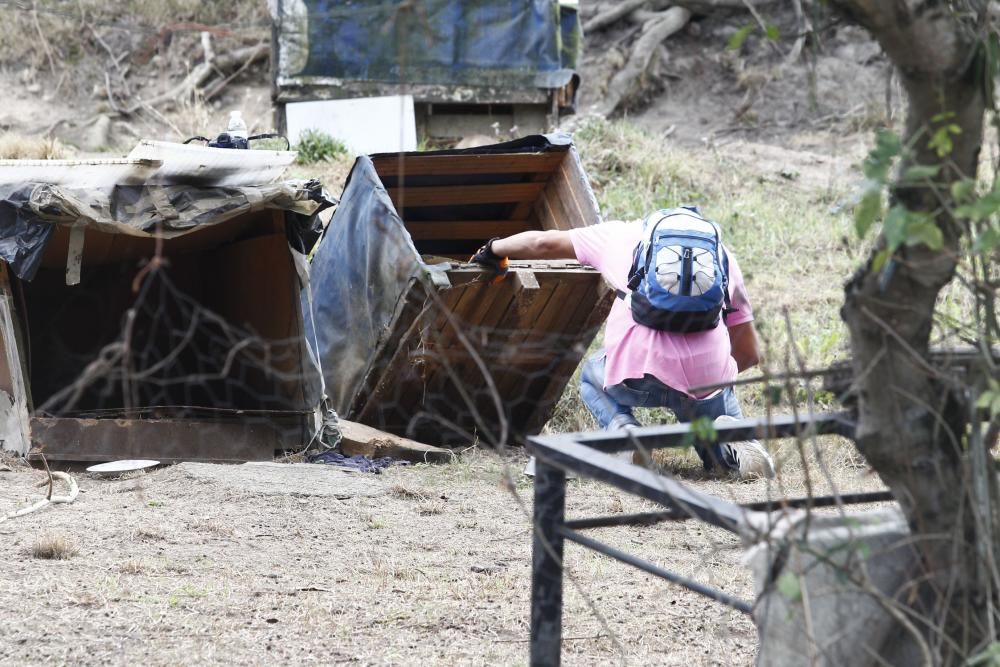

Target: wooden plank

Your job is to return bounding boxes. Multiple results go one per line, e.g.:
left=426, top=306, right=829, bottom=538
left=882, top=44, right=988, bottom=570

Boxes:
left=0, top=263, right=30, bottom=455
left=453, top=276, right=535, bottom=446
left=535, top=182, right=559, bottom=232
left=540, top=177, right=573, bottom=233
left=564, top=146, right=603, bottom=227
left=28, top=415, right=307, bottom=462
left=447, top=262, right=598, bottom=276
left=511, top=170, right=555, bottom=220
left=492, top=273, right=561, bottom=405
left=337, top=419, right=455, bottom=463
left=373, top=152, right=566, bottom=177
left=406, top=220, right=532, bottom=240
left=551, top=160, right=589, bottom=230
left=387, top=182, right=545, bottom=207
left=522, top=280, right=615, bottom=435
left=349, top=279, right=434, bottom=418
left=355, top=277, right=476, bottom=428
left=534, top=146, right=602, bottom=231
left=499, top=274, right=603, bottom=432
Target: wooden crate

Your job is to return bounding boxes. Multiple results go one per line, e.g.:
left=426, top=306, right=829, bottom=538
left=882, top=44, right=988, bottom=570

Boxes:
left=0, top=210, right=316, bottom=462
left=338, top=141, right=613, bottom=445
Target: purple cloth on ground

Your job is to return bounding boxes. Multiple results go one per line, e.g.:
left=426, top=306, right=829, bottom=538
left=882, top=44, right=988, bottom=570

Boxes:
left=308, top=451, right=407, bottom=473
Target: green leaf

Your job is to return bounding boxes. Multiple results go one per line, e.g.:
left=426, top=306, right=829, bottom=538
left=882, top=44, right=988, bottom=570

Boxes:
left=764, top=385, right=783, bottom=406
left=871, top=247, right=890, bottom=273
left=928, top=124, right=961, bottom=158
left=727, top=23, right=755, bottom=51
left=974, top=225, right=1000, bottom=253
left=975, top=392, right=994, bottom=409
left=854, top=189, right=882, bottom=238
left=765, top=24, right=780, bottom=41
left=951, top=178, right=976, bottom=204
left=882, top=206, right=910, bottom=251
left=900, top=165, right=940, bottom=182
left=904, top=220, right=944, bottom=250
left=929, top=129, right=953, bottom=158
left=956, top=189, right=1000, bottom=221
left=690, top=416, right=717, bottom=443
left=862, top=131, right=902, bottom=182
left=776, top=573, right=802, bottom=602
left=967, top=640, right=1000, bottom=666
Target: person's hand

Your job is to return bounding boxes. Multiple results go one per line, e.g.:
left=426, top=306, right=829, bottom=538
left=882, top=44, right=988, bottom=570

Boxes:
left=469, top=237, right=509, bottom=283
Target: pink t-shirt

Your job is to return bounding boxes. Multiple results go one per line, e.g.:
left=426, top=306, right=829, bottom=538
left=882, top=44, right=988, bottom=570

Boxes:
left=570, top=220, right=754, bottom=397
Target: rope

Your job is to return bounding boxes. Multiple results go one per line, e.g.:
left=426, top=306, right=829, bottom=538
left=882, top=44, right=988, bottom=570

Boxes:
left=0, top=471, right=79, bottom=524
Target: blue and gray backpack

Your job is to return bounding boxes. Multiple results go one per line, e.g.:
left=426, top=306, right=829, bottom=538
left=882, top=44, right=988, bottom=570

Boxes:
left=617, top=207, right=733, bottom=333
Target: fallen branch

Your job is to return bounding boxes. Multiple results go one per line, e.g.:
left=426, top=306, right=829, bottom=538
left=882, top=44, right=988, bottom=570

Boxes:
left=598, top=7, right=692, bottom=116
left=203, top=41, right=267, bottom=100
left=674, top=0, right=781, bottom=9
left=120, top=42, right=269, bottom=116
left=584, top=0, right=652, bottom=33
left=785, top=0, right=814, bottom=65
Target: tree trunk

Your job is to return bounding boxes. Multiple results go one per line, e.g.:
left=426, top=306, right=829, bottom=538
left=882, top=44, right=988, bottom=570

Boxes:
left=830, top=1, right=1000, bottom=662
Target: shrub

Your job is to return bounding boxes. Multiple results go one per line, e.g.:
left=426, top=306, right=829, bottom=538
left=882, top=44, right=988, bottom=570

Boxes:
left=295, top=129, right=348, bottom=164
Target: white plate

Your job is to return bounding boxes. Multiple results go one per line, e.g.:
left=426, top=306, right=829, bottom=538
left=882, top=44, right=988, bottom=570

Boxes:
left=86, top=460, right=160, bottom=475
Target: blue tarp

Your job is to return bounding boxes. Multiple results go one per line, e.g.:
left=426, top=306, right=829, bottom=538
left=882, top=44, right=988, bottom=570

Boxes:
left=278, top=0, right=579, bottom=89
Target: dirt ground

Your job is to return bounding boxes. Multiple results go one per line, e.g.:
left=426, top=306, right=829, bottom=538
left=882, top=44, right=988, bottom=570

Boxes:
left=0, top=3, right=895, bottom=665
left=0, top=442, right=884, bottom=667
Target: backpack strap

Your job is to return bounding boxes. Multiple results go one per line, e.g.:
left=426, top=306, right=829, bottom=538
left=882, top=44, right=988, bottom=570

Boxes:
left=704, top=219, right=736, bottom=324
left=720, top=243, right=735, bottom=323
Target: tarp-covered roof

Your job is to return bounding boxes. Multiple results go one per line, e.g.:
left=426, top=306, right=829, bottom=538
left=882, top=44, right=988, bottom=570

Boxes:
left=272, top=0, right=580, bottom=91
left=0, top=179, right=330, bottom=281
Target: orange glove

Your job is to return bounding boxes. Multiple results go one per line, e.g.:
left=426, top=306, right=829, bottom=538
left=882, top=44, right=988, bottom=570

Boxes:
left=469, top=237, right=509, bottom=283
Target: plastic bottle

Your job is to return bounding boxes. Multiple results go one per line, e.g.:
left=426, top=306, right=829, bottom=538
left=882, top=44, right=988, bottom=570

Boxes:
left=227, top=110, right=248, bottom=141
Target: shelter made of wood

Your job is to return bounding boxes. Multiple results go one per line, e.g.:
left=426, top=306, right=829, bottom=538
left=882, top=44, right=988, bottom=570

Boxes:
left=304, top=134, right=612, bottom=446
left=0, top=151, right=331, bottom=462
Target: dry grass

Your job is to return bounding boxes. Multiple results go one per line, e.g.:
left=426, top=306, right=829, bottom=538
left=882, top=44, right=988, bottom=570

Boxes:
left=31, top=534, right=78, bottom=560
left=6, top=452, right=865, bottom=665
left=0, top=133, right=72, bottom=159
left=0, top=119, right=893, bottom=665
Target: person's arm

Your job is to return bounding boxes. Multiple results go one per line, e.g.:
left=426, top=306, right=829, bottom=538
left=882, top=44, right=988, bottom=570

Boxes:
left=729, top=321, right=761, bottom=372
left=489, top=230, right=576, bottom=260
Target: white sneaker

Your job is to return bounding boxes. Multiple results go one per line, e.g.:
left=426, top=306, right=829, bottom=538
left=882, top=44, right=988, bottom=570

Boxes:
left=714, top=415, right=776, bottom=480
left=523, top=457, right=577, bottom=479
left=524, top=456, right=536, bottom=477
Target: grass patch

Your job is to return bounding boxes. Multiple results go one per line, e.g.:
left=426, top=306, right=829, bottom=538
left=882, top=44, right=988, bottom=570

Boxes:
left=295, top=129, right=348, bottom=164
left=32, top=534, right=78, bottom=560
left=0, top=133, right=71, bottom=159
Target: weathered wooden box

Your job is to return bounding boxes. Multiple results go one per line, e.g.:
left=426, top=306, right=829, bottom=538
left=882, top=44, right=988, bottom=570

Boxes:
left=305, top=135, right=612, bottom=446
left=0, top=174, right=327, bottom=463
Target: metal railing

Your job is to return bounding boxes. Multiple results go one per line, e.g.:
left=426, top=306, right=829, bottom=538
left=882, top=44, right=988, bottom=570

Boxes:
left=526, top=411, right=893, bottom=666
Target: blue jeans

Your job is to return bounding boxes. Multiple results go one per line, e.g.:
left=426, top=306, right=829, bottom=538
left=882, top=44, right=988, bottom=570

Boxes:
left=579, top=354, right=743, bottom=471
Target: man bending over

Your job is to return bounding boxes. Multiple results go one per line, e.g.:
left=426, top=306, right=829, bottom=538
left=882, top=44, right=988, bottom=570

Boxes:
left=471, top=206, right=775, bottom=480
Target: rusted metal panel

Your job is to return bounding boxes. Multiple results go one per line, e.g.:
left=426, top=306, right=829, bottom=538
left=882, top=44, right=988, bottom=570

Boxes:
left=28, top=415, right=310, bottom=463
